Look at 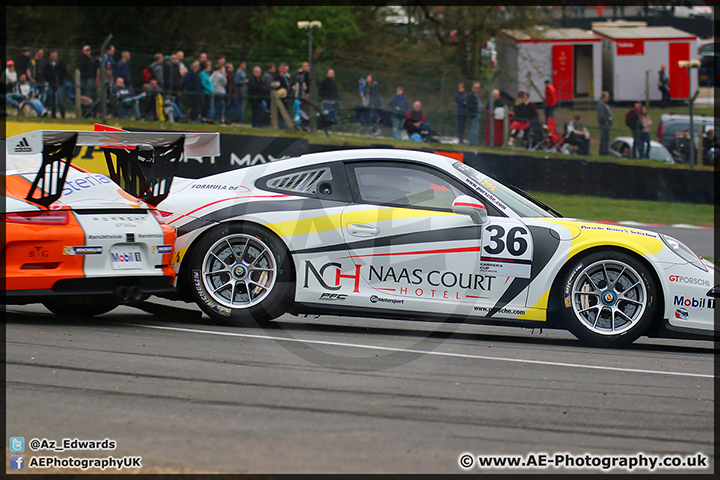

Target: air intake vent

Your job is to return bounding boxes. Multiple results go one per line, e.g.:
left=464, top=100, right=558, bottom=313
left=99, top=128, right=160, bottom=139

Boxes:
left=267, top=168, right=332, bottom=194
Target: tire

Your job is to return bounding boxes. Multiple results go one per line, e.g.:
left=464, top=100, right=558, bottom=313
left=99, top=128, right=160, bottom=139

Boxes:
left=185, top=223, right=294, bottom=325
left=43, top=298, right=118, bottom=318
left=558, top=251, right=658, bottom=347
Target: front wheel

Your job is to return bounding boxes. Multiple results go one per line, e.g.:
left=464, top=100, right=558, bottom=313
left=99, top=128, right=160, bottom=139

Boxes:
left=185, top=223, right=294, bottom=325
left=559, top=251, right=658, bottom=347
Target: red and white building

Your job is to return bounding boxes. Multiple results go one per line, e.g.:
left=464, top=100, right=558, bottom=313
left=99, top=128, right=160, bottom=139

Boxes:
left=592, top=22, right=699, bottom=101
left=496, top=28, right=603, bottom=104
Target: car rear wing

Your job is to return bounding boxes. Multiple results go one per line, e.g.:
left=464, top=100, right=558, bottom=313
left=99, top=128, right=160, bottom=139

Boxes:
left=6, top=130, right=220, bottom=207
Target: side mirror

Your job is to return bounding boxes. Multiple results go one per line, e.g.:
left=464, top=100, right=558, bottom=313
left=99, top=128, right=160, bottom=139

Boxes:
left=452, top=195, right=488, bottom=225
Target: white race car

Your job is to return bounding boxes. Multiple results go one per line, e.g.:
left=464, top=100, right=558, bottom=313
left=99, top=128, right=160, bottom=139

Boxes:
left=156, top=148, right=716, bottom=347
left=3, top=129, right=218, bottom=316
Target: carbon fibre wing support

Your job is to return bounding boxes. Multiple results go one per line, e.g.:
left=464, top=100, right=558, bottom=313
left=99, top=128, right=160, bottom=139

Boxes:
left=7, top=129, right=220, bottom=206
left=25, top=133, right=78, bottom=208
left=103, top=136, right=184, bottom=206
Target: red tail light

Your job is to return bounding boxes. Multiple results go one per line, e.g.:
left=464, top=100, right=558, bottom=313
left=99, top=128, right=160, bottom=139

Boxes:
left=3, top=210, right=70, bottom=225
left=658, top=122, right=663, bottom=142
left=150, top=209, right=173, bottom=224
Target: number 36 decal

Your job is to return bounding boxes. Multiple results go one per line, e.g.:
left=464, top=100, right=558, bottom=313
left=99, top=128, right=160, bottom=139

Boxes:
left=480, top=222, right=533, bottom=278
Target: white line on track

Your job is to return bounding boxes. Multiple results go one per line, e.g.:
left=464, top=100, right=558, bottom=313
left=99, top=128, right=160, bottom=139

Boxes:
left=126, top=323, right=713, bottom=379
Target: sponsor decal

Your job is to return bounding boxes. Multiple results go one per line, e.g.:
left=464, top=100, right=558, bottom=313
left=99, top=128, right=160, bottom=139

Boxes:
left=152, top=245, right=173, bottom=254
left=616, top=39, right=644, bottom=56
left=370, top=295, right=404, bottom=305
left=192, top=269, right=231, bottom=317
left=304, top=260, right=496, bottom=301
left=564, top=263, right=584, bottom=307
left=190, top=183, right=250, bottom=192
left=673, top=295, right=715, bottom=310
left=90, top=215, right=147, bottom=223
left=61, top=174, right=113, bottom=196
left=229, top=152, right=288, bottom=168
left=28, top=246, right=50, bottom=259
left=474, top=305, right=527, bottom=316
left=64, top=246, right=103, bottom=255
left=14, top=137, right=32, bottom=153
left=480, top=179, right=497, bottom=191
left=579, top=224, right=657, bottom=238
left=668, top=275, right=711, bottom=287
left=304, top=261, right=362, bottom=293
left=88, top=234, right=123, bottom=240
left=110, top=250, right=141, bottom=263
left=138, top=233, right=163, bottom=239
left=675, top=308, right=689, bottom=320
left=464, top=177, right=508, bottom=212
left=320, top=293, right=347, bottom=301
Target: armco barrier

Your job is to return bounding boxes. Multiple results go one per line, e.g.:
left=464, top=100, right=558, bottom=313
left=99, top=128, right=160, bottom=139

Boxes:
left=460, top=152, right=714, bottom=205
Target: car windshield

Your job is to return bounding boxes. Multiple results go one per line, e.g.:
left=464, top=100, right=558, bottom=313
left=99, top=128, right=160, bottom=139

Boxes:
left=452, top=162, right=556, bottom=218
left=649, top=145, right=671, bottom=162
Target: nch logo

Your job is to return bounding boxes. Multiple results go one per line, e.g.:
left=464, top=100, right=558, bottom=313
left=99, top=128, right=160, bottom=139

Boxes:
left=14, top=137, right=32, bottom=153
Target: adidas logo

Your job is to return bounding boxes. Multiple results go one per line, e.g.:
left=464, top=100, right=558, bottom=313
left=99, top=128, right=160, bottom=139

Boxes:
left=14, top=137, right=32, bottom=153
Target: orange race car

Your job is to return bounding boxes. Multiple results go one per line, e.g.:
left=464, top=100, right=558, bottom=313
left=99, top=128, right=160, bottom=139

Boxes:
left=3, top=129, right=219, bottom=316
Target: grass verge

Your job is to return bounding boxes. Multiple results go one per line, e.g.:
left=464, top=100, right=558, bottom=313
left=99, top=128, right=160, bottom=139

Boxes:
left=529, top=191, right=714, bottom=227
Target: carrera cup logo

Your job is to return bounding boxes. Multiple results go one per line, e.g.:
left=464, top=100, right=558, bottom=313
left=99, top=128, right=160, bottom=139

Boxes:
left=370, top=295, right=404, bottom=305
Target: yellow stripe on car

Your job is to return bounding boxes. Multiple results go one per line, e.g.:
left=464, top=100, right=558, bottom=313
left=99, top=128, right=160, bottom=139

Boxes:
left=545, top=219, right=664, bottom=260
left=266, top=207, right=453, bottom=238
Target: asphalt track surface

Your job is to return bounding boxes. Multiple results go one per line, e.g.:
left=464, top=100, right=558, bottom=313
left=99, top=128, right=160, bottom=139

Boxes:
left=5, top=296, right=715, bottom=475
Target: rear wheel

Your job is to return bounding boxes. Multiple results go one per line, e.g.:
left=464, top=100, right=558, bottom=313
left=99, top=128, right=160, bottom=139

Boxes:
left=185, top=223, right=294, bottom=325
left=559, top=251, right=658, bottom=347
left=43, top=298, right=118, bottom=318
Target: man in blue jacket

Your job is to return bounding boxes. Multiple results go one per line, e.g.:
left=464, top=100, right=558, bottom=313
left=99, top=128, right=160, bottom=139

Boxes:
left=388, top=86, right=410, bottom=140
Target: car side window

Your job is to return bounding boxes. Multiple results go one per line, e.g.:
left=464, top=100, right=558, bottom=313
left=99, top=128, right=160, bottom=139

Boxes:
left=346, top=161, right=504, bottom=216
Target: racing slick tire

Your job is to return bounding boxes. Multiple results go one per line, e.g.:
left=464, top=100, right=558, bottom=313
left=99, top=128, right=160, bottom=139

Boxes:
left=186, top=223, right=294, bottom=326
left=43, top=298, right=119, bottom=318
left=559, top=250, right=658, bottom=348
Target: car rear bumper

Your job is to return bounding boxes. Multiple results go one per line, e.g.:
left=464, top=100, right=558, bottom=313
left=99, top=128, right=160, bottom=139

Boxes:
left=2, top=276, right=176, bottom=304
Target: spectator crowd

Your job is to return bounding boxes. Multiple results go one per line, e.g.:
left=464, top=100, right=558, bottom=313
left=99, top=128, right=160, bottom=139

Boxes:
left=2, top=44, right=716, bottom=164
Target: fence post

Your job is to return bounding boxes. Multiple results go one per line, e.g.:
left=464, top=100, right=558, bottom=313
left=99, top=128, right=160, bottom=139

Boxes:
left=74, top=69, right=82, bottom=118
left=99, top=33, right=113, bottom=121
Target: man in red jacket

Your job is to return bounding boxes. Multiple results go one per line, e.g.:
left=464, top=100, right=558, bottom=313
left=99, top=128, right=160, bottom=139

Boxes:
left=544, top=80, right=558, bottom=122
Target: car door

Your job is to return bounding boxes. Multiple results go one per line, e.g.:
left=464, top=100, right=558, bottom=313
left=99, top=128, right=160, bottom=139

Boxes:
left=339, top=160, right=495, bottom=318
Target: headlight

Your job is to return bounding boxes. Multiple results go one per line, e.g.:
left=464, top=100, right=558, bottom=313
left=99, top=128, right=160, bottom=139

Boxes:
left=660, top=234, right=707, bottom=272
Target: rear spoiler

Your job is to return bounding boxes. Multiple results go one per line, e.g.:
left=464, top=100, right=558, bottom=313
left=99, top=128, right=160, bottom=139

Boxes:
left=6, top=129, right=220, bottom=207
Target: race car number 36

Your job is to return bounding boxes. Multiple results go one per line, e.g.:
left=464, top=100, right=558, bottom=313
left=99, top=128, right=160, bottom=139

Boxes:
left=479, top=221, right=533, bottom=278
left=111, top=245, right=143, bottom=270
